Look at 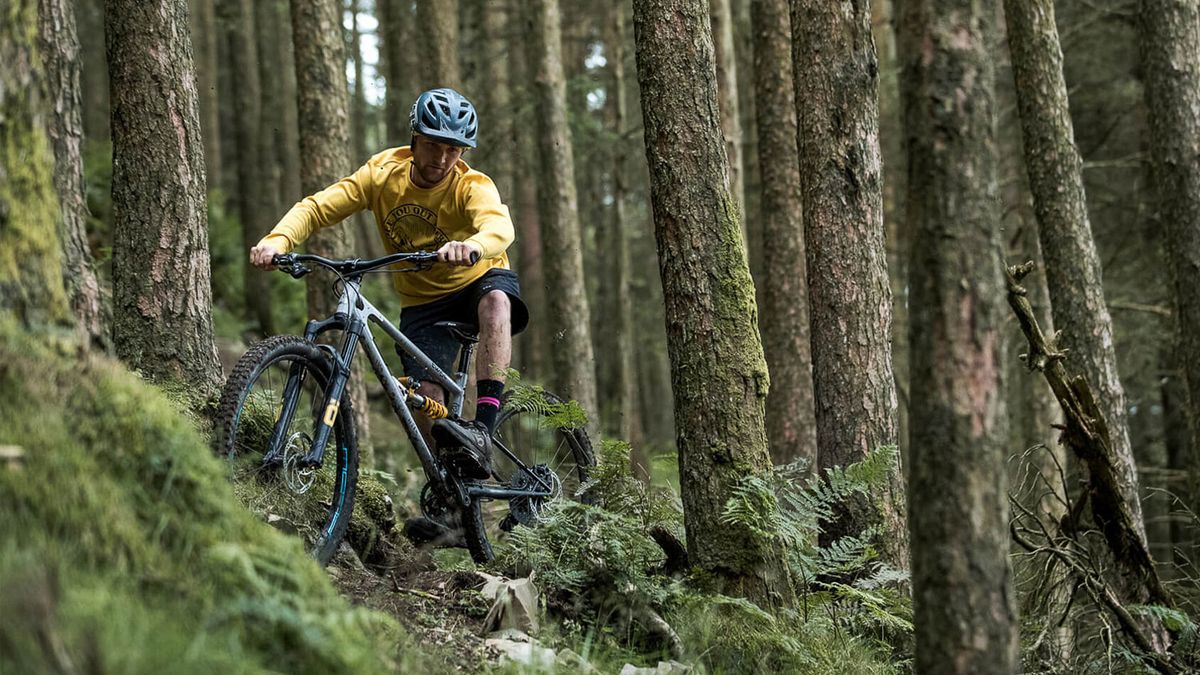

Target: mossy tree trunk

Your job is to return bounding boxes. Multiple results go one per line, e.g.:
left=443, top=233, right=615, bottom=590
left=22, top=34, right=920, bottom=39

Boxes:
left=290, top=0, right=372, bottom=469
left=791, top=0, right=906, bottom=564
left=105, top=0, right=224, bottom=396
left=898, top=0, right=1018, bottom=671
left=1, top=0, right=69, bottom=328
left=38, top=0, right=106, bottom=347
left=526, top=0, right=600, bottom=428
left=217, top=0, right=274, bottom=336
left=633, top=0, right=794, bottom=608
left=1141, top=0, right=1200, bottom=482
left=1005, top=0, right=1146, bottom=540
left=415, top=0, right=460, bottom=90
left=752, top=0, right=816, bottom=467
left=275, top=0, right=302, bottom=205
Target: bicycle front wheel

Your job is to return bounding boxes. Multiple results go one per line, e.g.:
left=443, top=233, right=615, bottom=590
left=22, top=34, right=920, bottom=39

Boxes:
left=214, top=335, right=358, bottom=565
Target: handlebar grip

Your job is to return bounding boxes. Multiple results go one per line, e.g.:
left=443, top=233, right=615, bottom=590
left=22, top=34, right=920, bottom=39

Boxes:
left=469, top=250, right=481, bottom=265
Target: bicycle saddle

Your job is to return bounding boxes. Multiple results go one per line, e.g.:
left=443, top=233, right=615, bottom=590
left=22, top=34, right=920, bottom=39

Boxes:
left=435, top=321, right=479, bottom=345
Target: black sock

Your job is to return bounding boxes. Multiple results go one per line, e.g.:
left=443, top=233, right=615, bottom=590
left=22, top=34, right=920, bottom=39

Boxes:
left=475, top=379, right=504, bottom=433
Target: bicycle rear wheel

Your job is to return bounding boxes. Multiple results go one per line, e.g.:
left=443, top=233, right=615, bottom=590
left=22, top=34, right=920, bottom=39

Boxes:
left=214, top=335, right=358, bottom=566
left=460, top=389, right=594, bottom=563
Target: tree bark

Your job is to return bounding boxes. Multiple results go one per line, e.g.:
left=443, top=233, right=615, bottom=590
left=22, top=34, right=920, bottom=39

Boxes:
left=275, top=0, right=302, bottom=205
left=709, top=0, right=744, bottom=219
left=254, top=0, right=284, bottom=218
left=792, top=0, right=906, bottom=562
left=218, top=0, right=274, bottom=336
left=510, top=6, right=547, bottom=383
left=415, top=0, right=461, bottom=90
left=526, top=0, right=600, bottom=428
left=190, top=0, right=222, bottom=197
left=106, top=0, right=224, bottom=396
left=1005, top=0, right=1146, bottom=540
left=898, top=0, right=1019, bottom=671
left=290, top=0, right=372, bottom=468
left=752, top=0, right=816, bottom=467
left=606, top=2, right=646, bottom=451
left=1141, top=0, right=1200, bottom=492
left=38, top=0, right=106, bottom=347
left=633, top=0, right=794, bottom=608
left=378, top=0, right=415, bottom=145
left=1, top=0, right=70, bottom=328
left=73, top=0, right=111, bottom=144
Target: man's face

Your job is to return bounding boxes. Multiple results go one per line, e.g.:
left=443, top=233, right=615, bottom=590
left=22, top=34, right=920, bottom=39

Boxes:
left=410, top=134, right=465, bottom=186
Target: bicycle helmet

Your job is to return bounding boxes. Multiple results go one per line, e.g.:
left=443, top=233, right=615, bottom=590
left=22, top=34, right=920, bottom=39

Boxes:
left=409, top=88, right=478, bottom=149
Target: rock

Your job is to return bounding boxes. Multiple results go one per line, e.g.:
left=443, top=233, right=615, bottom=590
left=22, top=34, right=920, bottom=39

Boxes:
left=618, top=661, right=693, bottom=675
left=475, top=572, right=540, bottom=634
left=265, top=513, right=298, bottom=535
left=557, top=648, right=600, bottom=674
left=330, top=541, right=367, bottom=573
left=484, top=637, right=556, bottom=668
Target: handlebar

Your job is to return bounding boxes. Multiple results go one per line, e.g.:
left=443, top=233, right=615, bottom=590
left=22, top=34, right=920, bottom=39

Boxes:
left=271, top=250, right=479, bottom=279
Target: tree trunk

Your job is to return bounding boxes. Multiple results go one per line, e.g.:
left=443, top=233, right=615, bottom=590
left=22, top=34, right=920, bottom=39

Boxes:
left=1141, top=0, right=1200, bottom=493
left=254, top=0, right=283, bottom=218
left=73, top=0, right=111, bottom=144
left=218, top=0, right=274, bottom=336
left=38, top=0, right=106, bottom=347
left=276, top=0, right=302, bottom=205
left=791, top=0, right=906, bottom=563
left=346, top=0, right=382, bottom=258
left=290, top=0, right=372, bottom=469
left=1005, top=0, right=1146, bottom=540
left=378, top=0, right=415, bottom=145
left=1, top=0, right=69, bottom=328
left=606, top=2, right=646, bottom=452
left=632, top=0, right=794, bottom=608
left=898, top=0, right=1019, bottom=671
left=190, top=0, right=222, bottom=197
left=751, top=0, right=816, bottom=467
left=509, top=14, right=547, bottom=383
left=709, top=0, right=744, bottom=221
left=415, top=0, right=461, bottom=90
left=526, top=0, right=599, bottom=428
left=106, top=0, right=224, bottom=396
left=478, top=0, right=513, bottom=199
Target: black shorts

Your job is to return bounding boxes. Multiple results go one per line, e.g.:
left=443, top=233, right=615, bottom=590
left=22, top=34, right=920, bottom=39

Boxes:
left=397, top=268, right=529, bottom=384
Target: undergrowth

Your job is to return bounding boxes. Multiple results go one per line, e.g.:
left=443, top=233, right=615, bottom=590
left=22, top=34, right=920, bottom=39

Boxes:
left=489, top=423, right=913, bottom=673
left=0, top=322, right=433, bottom=674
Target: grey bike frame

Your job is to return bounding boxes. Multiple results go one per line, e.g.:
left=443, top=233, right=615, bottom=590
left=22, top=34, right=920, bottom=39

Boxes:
left=291, top=274, right=553, bottom=501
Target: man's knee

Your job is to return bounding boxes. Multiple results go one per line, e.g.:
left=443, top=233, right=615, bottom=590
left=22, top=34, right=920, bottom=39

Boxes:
left=478, top=290, right=510, bottom=325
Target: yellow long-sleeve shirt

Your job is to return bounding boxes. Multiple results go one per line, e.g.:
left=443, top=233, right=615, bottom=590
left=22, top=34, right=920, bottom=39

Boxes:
left=257, top=146, right=514, bottom=307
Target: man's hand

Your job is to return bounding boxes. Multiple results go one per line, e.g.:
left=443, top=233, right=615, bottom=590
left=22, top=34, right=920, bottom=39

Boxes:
left=437, top=241, right=482, bottom=267
left=250, top=244, right=282, bottom=270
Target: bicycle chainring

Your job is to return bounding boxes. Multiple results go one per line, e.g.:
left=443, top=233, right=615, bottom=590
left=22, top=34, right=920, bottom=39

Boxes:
left=420, top=482, right=458, bottom=528
left=508, top=465, right=562, bottom=526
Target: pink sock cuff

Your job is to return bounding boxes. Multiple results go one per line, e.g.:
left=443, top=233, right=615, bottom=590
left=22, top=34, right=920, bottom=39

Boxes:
left=477, top=396, right=502, bottom=408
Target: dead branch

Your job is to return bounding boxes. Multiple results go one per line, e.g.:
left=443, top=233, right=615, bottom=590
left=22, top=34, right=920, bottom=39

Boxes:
left=1006, top=262, right=1169, bottom=608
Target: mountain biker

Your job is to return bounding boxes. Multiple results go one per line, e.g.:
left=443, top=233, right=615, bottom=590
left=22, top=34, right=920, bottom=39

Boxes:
left=248, top=87, right=526, bottom=485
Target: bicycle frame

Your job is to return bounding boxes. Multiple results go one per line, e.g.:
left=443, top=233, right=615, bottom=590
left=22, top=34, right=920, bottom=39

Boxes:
left=265, top=273, right=553, bottom=505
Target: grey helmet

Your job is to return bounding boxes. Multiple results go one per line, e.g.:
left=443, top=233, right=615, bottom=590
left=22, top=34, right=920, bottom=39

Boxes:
left=409, top=88, right=478, bottom=148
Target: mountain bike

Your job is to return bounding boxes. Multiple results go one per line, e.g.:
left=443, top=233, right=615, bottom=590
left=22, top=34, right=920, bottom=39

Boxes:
left=213, top=251, right=594, bottom=565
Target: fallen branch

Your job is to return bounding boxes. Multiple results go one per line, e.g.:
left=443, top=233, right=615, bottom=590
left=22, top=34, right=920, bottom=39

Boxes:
left=1005, top=261, right=1168, bottom=608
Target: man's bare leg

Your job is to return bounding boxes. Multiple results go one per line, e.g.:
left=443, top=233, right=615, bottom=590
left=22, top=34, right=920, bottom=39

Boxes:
left=475, top=290, right=512, bottom=432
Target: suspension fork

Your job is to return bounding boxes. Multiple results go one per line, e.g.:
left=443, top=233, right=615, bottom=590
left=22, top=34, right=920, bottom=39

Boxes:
left=297, top=318, right=363, bottom=467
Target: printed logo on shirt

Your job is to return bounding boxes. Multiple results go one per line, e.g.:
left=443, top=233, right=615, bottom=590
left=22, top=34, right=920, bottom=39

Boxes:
left=383, top=204, right=449, bottom=251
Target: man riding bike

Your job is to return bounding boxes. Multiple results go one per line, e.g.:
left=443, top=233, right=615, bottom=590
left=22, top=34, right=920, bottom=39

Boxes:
left=249, top=87, right=527, bottom=492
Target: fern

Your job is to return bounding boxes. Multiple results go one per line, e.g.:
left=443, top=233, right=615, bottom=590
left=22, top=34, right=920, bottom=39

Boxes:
left=500, top=368, right=590, bottom=430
